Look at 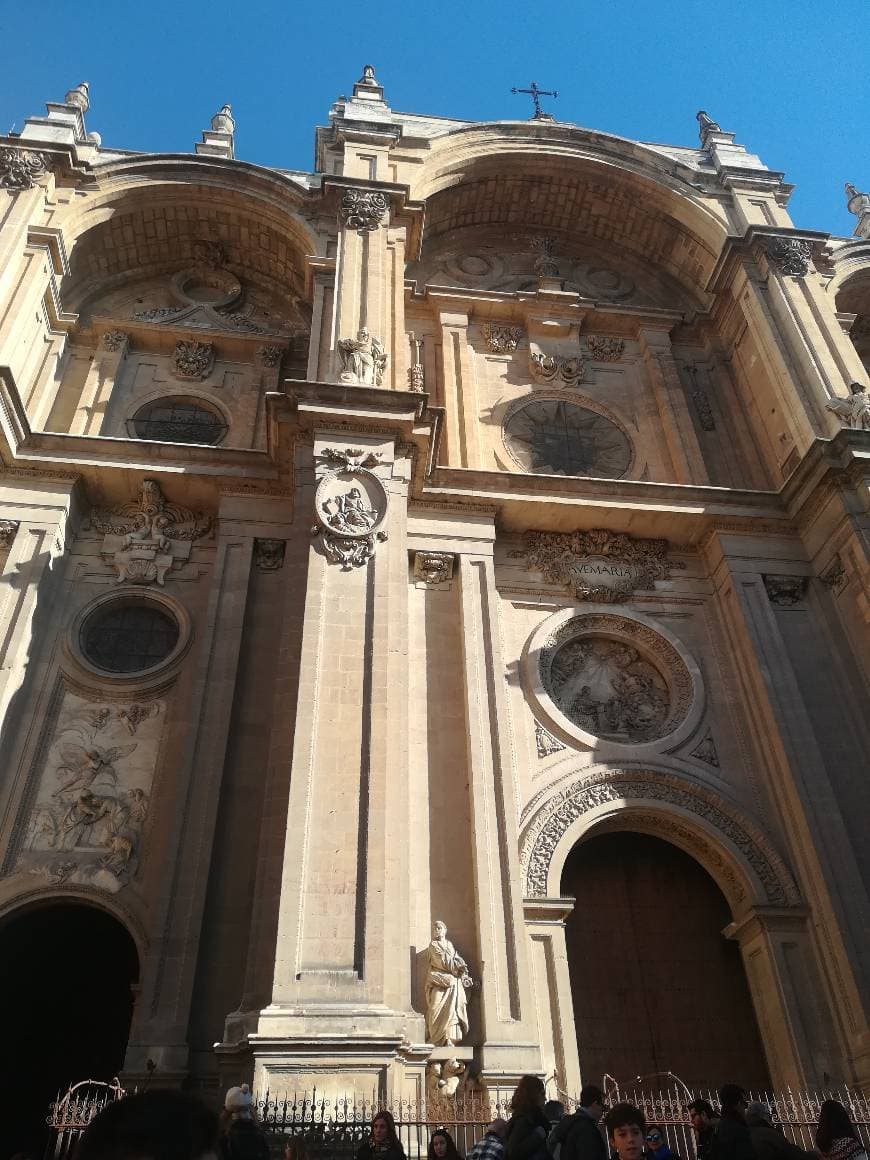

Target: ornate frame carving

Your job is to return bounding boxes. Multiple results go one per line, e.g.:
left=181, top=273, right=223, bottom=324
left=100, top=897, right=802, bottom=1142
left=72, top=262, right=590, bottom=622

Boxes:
left=518, top=763, right=800, bottom=911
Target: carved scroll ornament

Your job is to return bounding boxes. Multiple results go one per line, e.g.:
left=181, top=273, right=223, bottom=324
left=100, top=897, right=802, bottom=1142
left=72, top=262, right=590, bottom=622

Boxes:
left=339, top=188, right=389, bottom=232
left=766, top=237, right=813, bottom=278
left=0, top=146, right=49, bottom=191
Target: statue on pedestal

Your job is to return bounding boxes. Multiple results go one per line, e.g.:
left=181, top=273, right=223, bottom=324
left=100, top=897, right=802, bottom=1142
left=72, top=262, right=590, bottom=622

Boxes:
left=425, top=919, right=472, bottom=1046
left=338, top=327, right=387, bottom=386
left=827, top=382, right=870, bottom=431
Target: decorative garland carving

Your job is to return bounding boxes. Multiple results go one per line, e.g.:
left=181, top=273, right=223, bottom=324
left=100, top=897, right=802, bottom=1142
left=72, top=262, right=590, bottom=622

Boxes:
left=585, top=336, right=625, bottom=362
left=256, top=345, right=284, bottom=368
left=413, top=551, right=454, bottom=586
left=512, top=529, right=685, bottom=603
left=0, top=146, right=49, bottom=191
left=173, top=340, right=214, bottom=380
left=689, top=729, right=720, bottom=767
left=763, top=574, right=808, bottom=607
left=253, top=539, right=286, bottom=571
left=535, top=721, right=566, bottom=759
left=339, top=188, right=390, bottom=232
left=529, top=351, right=588, bottom=386
left=484, top=323, right=524, bottom=354
left=102, top=331, right=129, bottom=353
left=766, top=237, right=813, bottom=278
left=519, top=767, right=797, bottom=906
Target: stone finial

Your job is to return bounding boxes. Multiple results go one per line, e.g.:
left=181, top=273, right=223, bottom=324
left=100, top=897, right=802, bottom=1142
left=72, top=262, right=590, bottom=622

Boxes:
left=211, top=103, right=235, bottom=134
left=845, top=182, right=870, bottom=217
left=64, top=82, right=90, bottom=112
left=351, top=63, right=386, bottom=103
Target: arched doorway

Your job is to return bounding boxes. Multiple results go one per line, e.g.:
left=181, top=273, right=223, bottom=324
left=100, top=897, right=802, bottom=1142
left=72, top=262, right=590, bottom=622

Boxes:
left=562, top=831, right=770, bottom=1089
left=0, top=901, right=139, bottom=1156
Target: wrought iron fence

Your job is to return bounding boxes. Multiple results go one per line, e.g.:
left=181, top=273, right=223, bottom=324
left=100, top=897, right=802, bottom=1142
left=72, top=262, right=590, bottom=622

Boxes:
left=45, top=1077, right=125, bottom=1159
left=43, top=1079, right=870, bottom=1160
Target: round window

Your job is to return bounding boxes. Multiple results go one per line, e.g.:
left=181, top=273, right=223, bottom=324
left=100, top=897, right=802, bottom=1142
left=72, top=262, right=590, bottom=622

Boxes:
left=503, top=398, right=632, bottom=478
left=132, top=398, right=226, bottom=445
left=81, top=600, right=180, bottom=674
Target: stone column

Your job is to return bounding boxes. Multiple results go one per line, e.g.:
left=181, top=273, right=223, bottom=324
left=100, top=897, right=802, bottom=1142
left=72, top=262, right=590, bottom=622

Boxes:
left=638, top=327, right=710, bottom=485
left=725, top=906, right=846, bottom=1088
left=456, top=547, right=540, bottom=1078
left=255, top=432, right=422, bottom=1097
left=125, top=505, right=258, bottom=1082
left=706, top=532, right=870, bottom=1085
left=523, top=899, right=581, bottom=1096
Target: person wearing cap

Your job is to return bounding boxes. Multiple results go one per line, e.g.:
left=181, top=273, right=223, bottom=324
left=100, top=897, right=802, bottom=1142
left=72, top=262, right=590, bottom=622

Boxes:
left=686, top=1100, right=720, bottom=1160
left=219, top=1084, right=270, bottom=1160
left=547, top=1084, right=607, bottom=1160
left=645, top=1126, right=681, bottom=1160
left=714, top=1085, right=755, bottom=1160
left=745, top=1102, right=815, bottom=1160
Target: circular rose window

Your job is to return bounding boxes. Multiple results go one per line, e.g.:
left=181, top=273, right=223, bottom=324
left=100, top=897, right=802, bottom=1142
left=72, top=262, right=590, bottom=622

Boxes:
left=522, top=608, right=704, bottom=755
left=503, top=398, right=632, bottom=478
left=81, top=600, right=180, bottom=675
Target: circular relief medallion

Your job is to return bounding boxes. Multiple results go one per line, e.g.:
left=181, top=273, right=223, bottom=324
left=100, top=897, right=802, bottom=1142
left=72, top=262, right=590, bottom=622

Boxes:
left=503, top=398, right=632, bottom=478
left=523, top=608, right=704, bottom=754
left=314, top=467, right=387, bottom=539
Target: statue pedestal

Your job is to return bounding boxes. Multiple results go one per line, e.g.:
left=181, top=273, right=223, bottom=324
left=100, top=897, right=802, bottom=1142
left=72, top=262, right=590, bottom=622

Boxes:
left=427, top=1045, right=474, bottom=1062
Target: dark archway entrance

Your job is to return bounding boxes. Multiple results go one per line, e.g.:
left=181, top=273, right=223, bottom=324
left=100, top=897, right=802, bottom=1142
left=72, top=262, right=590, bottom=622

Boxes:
left=0, top=901, right=139, bottom=1157
left=562, top=831, right=769, bottom=1089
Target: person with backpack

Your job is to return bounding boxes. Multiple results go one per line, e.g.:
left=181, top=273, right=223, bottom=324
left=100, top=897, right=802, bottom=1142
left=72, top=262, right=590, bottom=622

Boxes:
left=547, top=1085, right=607, bottom=1160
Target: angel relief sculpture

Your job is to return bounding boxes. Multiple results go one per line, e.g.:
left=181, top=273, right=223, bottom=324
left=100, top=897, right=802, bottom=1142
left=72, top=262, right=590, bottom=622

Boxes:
left=21, top=697, right=161, bottom=889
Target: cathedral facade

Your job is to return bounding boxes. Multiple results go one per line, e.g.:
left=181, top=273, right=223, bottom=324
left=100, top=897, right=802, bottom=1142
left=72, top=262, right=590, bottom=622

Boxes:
left=0, top=70, right=869, bottom=1116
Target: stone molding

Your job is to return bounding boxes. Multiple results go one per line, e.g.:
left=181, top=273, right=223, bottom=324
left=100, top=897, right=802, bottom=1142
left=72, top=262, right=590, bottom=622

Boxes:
left=338, top=188, right=390, bottom=232
left=519, top=764, right=800, bottom=907
left=0, top=146, right=49, bottom=191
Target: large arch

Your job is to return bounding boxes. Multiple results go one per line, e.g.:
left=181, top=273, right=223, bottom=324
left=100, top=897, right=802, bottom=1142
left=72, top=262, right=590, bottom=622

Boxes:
left=519, top=762, right=800, bottom=915
left=0, top=895, right=140, bottom=1156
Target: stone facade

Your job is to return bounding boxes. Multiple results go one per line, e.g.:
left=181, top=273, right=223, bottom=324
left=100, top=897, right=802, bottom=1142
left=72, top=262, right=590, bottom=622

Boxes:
left=0, top=70, right=869, bottom=1107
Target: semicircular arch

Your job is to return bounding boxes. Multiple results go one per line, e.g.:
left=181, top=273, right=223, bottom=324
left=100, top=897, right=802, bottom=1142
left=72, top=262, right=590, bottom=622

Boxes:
left=519, top=761, right=800, bottom=916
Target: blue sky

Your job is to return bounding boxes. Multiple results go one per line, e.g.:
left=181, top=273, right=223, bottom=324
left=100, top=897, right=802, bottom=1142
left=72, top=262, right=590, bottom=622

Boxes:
left=1, top=0, right=867, bottom=236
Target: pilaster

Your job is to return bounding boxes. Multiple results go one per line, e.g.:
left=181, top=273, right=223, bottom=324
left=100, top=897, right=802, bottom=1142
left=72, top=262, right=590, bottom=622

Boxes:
left=438, top=311, right=480, bottom=468
left=523, top=898, right=581, bottom=1097
left=456, top=547, right=540, bottom=1078
left=638, top=327, right=710, bottom=484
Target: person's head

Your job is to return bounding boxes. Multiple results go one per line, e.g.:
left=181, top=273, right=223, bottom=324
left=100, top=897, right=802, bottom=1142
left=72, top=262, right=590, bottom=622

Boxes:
left=74, top=1090, right=219, bottom=1160
left=580, top=1085, right=606, bottom=1122
left=816, top=1100, right=857, bottom=1153
left=544, top=1100, right=565, bottom=1124
left=745, top=1104, right=772, bottom=1129
left=429, top=1129, right=458, bottom=1160
left=433, top=920, right=447, bottom=939
left=718, top=1086, right=747, bottom=1121
left=850, top=382, right=866, bottom=396
left=284, top=1138, right=310, bottom=1160
left=486, top=1120, right=509, bottom=1140
left=510, top=1075, right=547, bottom=1115
left=686, top=1100, right=715, bottom=1133
left=646, top=1127, right=670, bottom=1154
left=605, top=1104, right=646, bottom=1160
left=371, top=1111, right=400, bottom=1148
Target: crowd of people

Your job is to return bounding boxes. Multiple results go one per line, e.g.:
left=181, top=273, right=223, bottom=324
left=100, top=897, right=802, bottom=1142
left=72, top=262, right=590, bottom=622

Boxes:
left=64, top=1075, right=869, bottom=1160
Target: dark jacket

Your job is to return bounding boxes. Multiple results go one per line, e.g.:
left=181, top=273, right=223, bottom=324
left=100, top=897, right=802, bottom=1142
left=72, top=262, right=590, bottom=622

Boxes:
left=220, top=1118, right=271, bottom=1160
left=357, top=1144, right=407, bottom=1160
left=715, top=1115, right=755, bottom=1160
left=549, top=1109, right=607, bottom=1160
left=697, top=1128, right=718, bottom=1160
left=507, top=1109, right=553, bottom=1160
left=748, top=1123, right=815, bottom=1160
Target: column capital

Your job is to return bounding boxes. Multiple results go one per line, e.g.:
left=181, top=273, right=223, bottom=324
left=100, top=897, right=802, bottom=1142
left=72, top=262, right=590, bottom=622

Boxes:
left=724, top=905, right=810, bottom=944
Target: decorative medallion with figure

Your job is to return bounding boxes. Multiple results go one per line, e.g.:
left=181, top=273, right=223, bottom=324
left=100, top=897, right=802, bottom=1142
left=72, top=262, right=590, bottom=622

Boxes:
left=522, top=608, right=704, bottom=755
left=312, top=447, right=389, bottom=569
left=503, top=397, right=632, bottom=478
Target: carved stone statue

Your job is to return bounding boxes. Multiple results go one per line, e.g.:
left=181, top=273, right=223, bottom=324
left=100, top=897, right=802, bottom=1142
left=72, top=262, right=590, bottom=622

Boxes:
left=425, top=920, right=472, bottom=1046
left=337, top=327, right=388, bottom=386
left=826, top=382, right=870, bottom=431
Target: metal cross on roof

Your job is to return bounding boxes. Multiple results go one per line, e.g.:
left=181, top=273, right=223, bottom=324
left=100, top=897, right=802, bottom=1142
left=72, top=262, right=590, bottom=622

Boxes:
left=511, top=81, right=558, bottom=120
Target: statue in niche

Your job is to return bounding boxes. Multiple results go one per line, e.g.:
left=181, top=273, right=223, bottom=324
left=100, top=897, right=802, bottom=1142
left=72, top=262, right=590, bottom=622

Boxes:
left=425, top=919, right=473, bottom=1046
left=549, top=639, right=669, bottom=742
left=826, top=382, right=870, bottom=431
left=338, top=327, right=387, bottom=386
